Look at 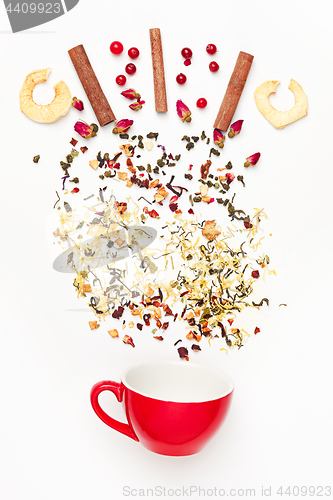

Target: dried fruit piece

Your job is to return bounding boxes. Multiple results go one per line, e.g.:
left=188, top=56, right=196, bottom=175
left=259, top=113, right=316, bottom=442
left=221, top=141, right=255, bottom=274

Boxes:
left=228, top=119, right=243, bottom=137
left=19, top=68, right=71, bottom=123
left=33, top=155, right=40, bottom=163
left=108, top=329, right=119, bottom=338
left=123, top=335, right=135, bottom=347
left=254, top=79, right=307, bottom=129
left=202, top=220, right=221, bottom=241
left=244, top=152, right=260, bottom=167
left=89, top=321, right=99, bottom=330
left=176, top=100, right=192, bottom=123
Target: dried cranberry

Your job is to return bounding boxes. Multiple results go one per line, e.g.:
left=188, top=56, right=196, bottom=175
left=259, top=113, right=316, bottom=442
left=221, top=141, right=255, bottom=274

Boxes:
left=110, top=41, right=123, bottom=55
left=176, top=73, right=187, bottom=85
left=128, top=47, right=140, bottom=59
left=206, top=43, right=217, bottom=55
left=209, top=61, right=219, bottom=73
left=116, top=74, right=127, bottom=86
left=125, top=63, right=136, bottom=75
left=181, top=47, right=192, bottom=59
left=196, top=98, right=207, bottom=109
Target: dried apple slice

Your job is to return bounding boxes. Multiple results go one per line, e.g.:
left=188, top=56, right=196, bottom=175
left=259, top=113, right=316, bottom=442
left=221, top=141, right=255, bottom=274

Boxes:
left=254, top=79, right=307, bottom=129
left=19, top=68, right=71, bottom=123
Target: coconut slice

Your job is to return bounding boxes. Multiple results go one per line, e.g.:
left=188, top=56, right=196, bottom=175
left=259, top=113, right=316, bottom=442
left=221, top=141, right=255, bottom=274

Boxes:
left=254, top=79, right=307, bottom=129
left=19, top=68, right=71, bottom=123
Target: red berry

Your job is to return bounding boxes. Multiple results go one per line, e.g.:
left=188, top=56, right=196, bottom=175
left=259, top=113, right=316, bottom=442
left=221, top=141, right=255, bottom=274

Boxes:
left=110, top=41, right=123, bottom=55
left=128, top=47, right=140, bottom=59
left=116, top=74, right=127, bottom=86
left=176, top=73, right=187, bottom=85
left=125, top=63, right=136, bottom=75
left=196, top=98, right=207, bottom=108
left=181, top=47, right=192, bottom=59
left=206, top=44, right=217, bottom=55
left=209, top=61, right=219, bottom=72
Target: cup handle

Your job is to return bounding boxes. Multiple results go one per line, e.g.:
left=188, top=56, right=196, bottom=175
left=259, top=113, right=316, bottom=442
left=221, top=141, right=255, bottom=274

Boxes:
left=90, top=380, right=139, bottom=441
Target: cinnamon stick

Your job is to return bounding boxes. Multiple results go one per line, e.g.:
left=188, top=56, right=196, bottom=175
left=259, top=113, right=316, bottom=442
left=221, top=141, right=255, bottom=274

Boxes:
left=68, top=44, right=116, bottom=126
left=149, top=28, right=168, bottom=112
left=214, top=51, right=254, bottom=132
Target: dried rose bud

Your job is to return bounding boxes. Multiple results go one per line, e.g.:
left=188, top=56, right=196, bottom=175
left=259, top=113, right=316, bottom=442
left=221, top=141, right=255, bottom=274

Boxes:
left=244, top=152, right=261, bottom=167
left=213, top=128, right=225, bottom=148
left=129, top=100, right=145, bottom=111
left=251, top=270, right=260, bottom=279
left=228, top=119, right=243, bottom=138
left=123, top=335, right=135, bottom=347
left=112, top=119, right=134, bottom=134
left=226, top=172, right=235, bottom=184
left=72, top=97, right=84, bottom=111
left=74, top=121, right=93, bottom=139
left=121, top=88, right=141, bottom=100
left=176, top=100, right=192, bottom=123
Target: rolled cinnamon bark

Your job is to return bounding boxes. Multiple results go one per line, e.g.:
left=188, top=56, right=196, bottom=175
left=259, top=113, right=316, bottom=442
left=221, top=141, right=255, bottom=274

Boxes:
left=214, top=51, right=254, bottom=132
left=149, top=28, right=168, bottom=112
left=68, top=44, right=116, bottom=126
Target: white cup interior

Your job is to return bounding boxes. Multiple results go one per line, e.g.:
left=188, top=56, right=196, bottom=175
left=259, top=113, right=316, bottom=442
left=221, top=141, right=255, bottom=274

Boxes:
left=122, top=362, right=234, bottom=403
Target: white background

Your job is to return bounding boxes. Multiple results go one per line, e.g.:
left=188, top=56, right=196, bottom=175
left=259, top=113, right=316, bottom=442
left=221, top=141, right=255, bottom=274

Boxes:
left=1, top=1, right=333, bottom=499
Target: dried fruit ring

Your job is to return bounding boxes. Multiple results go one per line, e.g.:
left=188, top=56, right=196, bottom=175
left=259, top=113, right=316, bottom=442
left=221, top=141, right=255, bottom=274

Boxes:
left=19, top=68, right=71, bottom=123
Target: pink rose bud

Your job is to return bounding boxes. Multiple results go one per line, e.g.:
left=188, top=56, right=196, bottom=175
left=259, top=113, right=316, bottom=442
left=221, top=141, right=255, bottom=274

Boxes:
left=176, top=100, right=192, bottom=122
left=213, top=128, right=225, bottom=148
left=74, top=121, right=93, bottom=139
left=112, top=119, right=134, bottom=134
left=244, top=152, right=261, bottom=167
left=72, top=97, right=84, bottom=111
left=129, top=100, right=145, bottom=111
left=121, top=88, right=141, bottom=100
left=228, top=119, right=243, bottom=138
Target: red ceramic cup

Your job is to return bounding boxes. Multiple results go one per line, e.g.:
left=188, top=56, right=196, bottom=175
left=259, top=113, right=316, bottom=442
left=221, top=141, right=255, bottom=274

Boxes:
left=90, top=362, right=234, bottom=456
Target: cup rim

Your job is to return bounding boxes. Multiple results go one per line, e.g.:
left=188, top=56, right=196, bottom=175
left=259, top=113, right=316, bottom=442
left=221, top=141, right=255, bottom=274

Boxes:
left=121, top=361, right=234, bottom=403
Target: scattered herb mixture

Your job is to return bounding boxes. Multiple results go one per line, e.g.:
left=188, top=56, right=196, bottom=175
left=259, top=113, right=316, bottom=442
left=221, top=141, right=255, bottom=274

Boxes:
left=53, top=113, right=273, bottom=360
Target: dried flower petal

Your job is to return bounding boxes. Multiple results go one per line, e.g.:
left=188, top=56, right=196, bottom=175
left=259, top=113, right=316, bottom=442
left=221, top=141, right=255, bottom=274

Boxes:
left=72, top=97, right=84, bottom=111
left=71, top=187, right=80, bottom=193
left=74, top=121, right=93, bottom=139
left=112, top=119, right=134, bottom=134
left=213, top=128, right=225, bottom=148
left=177, top=346, right=189, bottom=360
left=228, top=119, right=243, bottom=138
left=244, top=152, right=261, bottom=167
left=176, top=100, right=192, bottom=123
left=121, top=89, right=140, bottom=100
left=123, top=335, right=135, bottom=347
left=226, top=173, right=235, bottom=184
